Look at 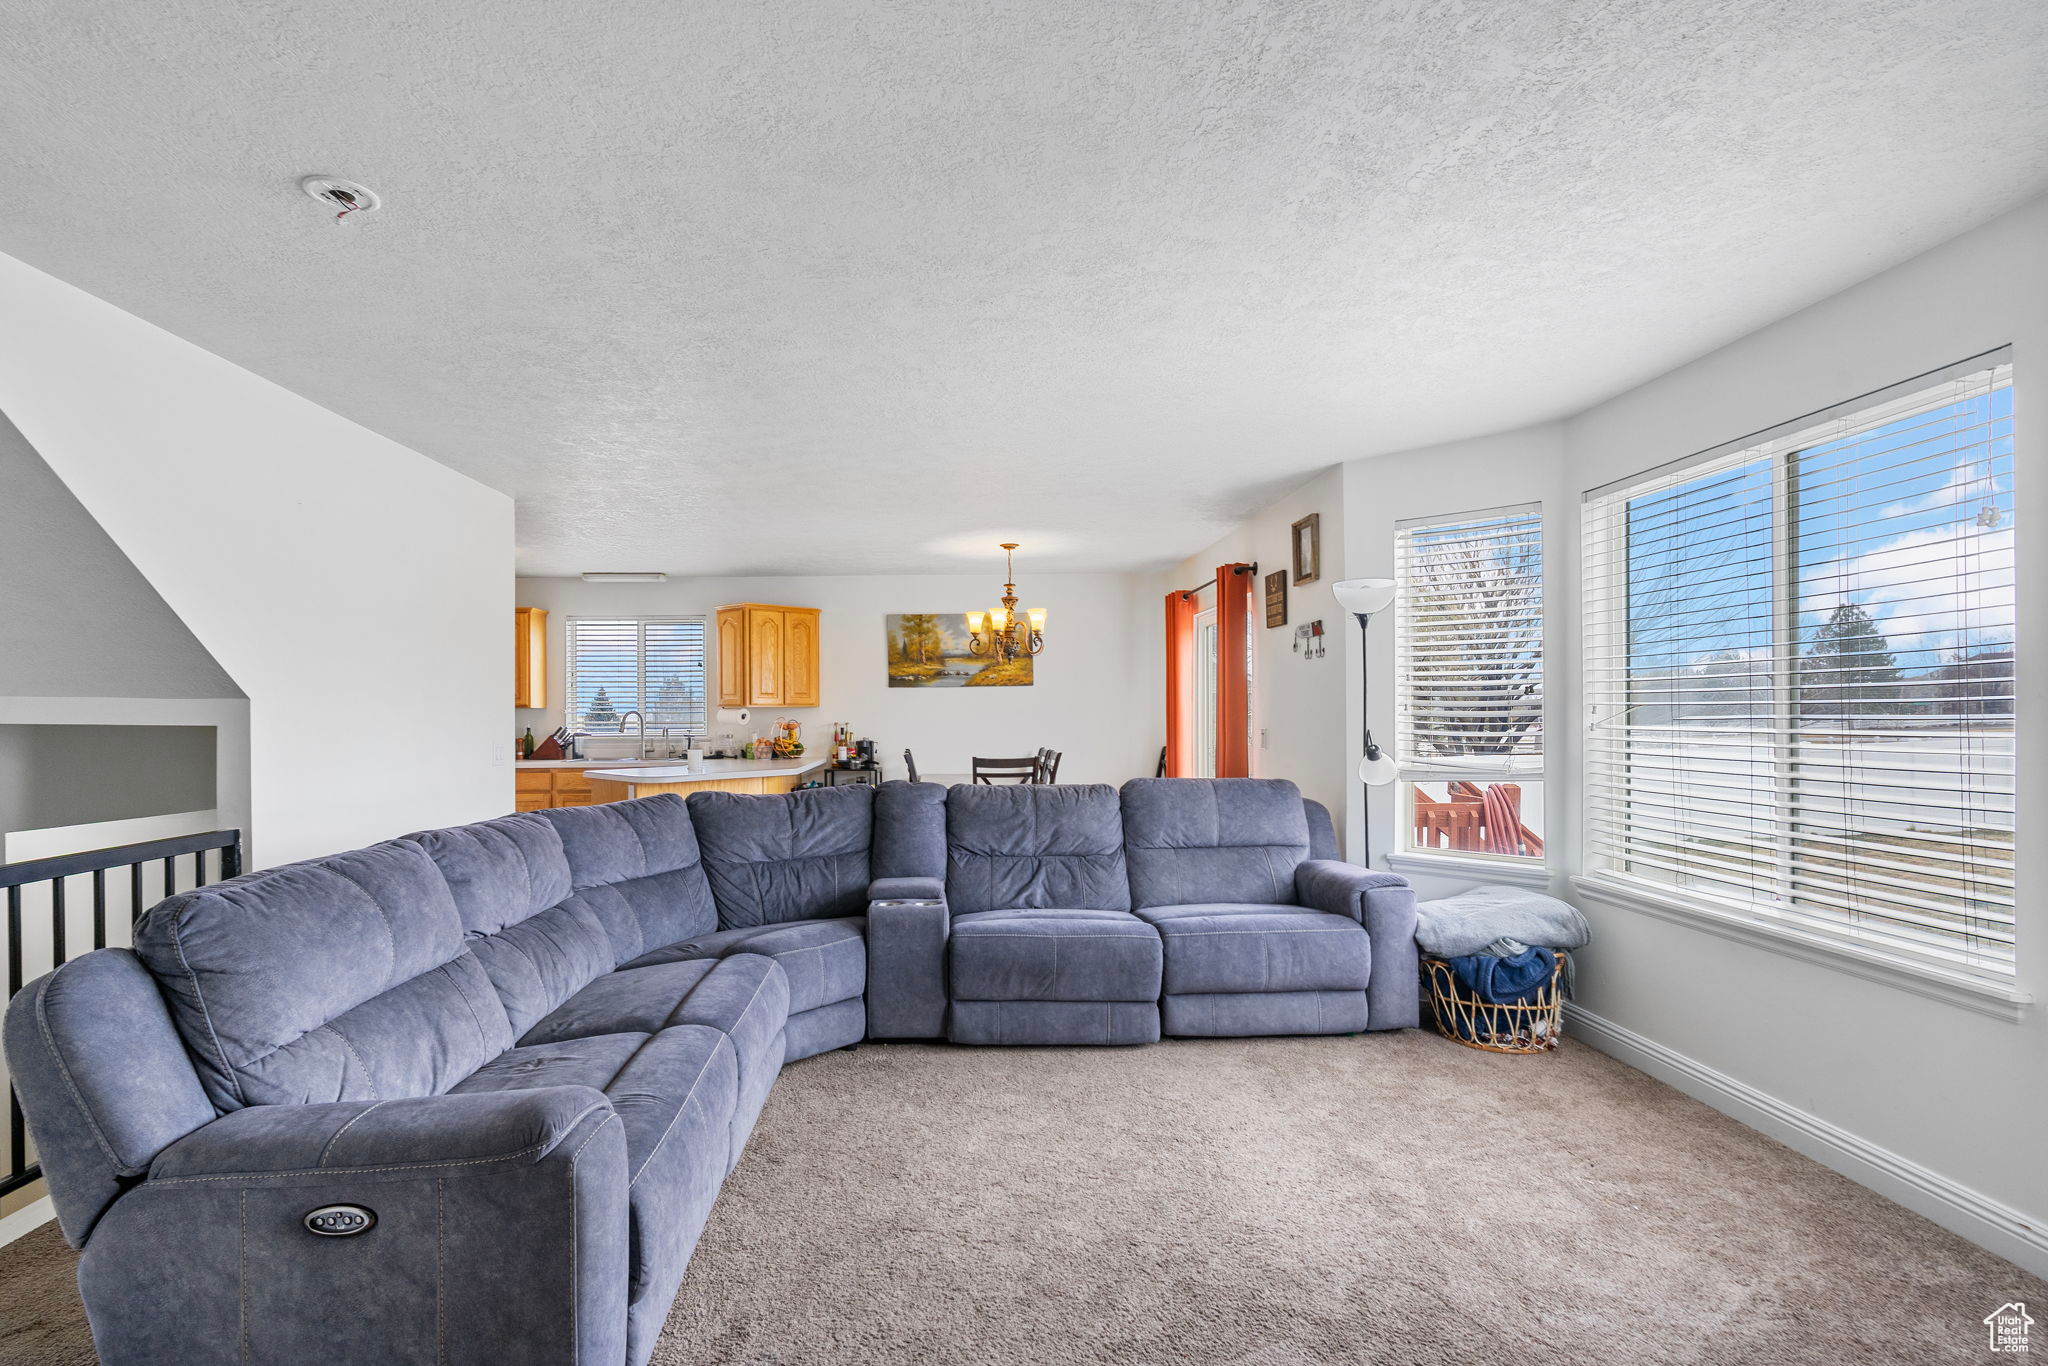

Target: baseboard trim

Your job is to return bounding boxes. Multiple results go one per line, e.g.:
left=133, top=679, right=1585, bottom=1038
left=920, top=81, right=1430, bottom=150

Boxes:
left=1564, top=1002, right=2048, bottom=1279
left=0, top=1195, right=53, bottom=1248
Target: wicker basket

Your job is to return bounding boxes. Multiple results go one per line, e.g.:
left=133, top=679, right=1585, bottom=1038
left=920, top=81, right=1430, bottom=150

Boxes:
left=1422, top=951, right=1568, bottom=1054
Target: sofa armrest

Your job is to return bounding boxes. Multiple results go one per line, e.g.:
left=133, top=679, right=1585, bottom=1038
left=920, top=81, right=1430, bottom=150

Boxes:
left=150, top=1085, right=613, bottom=1180
left=79, top=1085, right=629, bottom=1366
left=1296, top=860, right=1420, bottom=1031
left=865, top=890, right=949, bottom=1039
left=868, top=875, right=944, bottom=903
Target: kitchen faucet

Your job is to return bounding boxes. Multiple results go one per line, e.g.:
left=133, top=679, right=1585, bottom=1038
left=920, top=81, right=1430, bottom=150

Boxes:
left=617, top=710, right=651, bottom=757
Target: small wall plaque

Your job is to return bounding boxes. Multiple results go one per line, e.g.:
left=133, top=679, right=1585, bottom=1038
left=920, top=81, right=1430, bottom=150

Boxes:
left=1264, top=570, right=1288, bottom=628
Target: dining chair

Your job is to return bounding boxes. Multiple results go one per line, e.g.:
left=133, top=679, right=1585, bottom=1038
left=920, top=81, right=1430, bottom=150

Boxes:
left=903, top=748, right=921, bottom=783
left=971, top=755, right=1040, bottom=785
left=1036, top=749, right=1063, bottom=784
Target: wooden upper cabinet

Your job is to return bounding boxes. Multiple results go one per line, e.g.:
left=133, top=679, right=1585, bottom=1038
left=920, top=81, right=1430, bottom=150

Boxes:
left=514, top=607, right=547, bottom=708
left=749, top=608, right=786, bottom=706
left=716, top=609, right=746, bottom=708
left=784, top=611, right=819, bottom=707
left=715, top=603, right=820, bottom=708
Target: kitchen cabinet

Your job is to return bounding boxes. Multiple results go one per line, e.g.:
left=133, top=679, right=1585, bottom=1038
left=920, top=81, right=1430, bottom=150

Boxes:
left=515, top=767, right=596, bottom=812
left=514, top=607, right=547, bottom=709
left=715, top=603, right=820, bottom=708
left=785, top=610, right=820, bottom=706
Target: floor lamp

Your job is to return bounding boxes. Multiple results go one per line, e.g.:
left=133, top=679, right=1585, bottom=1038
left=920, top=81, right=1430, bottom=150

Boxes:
left=1331, top=578, right=1399, bottom=867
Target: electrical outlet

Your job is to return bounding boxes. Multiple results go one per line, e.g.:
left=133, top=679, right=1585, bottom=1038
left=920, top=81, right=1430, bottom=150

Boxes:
left=493, top=741, right=510, bottom=765
left=1259, top=728, right=1269, bottom=750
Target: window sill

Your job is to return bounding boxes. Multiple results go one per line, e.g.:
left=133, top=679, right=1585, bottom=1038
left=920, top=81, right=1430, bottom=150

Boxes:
left=1385, top=852, right=1553, bottom=889
left=1569, top=874, right=2031, bottom=1023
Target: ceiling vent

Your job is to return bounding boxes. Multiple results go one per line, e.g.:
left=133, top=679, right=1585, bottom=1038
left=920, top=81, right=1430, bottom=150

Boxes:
left=299, top=175, right=381, bottom=222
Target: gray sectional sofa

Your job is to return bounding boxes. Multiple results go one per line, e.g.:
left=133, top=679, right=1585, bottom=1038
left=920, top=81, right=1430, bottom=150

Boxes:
left=5, top=777, right=1415, bottom=1366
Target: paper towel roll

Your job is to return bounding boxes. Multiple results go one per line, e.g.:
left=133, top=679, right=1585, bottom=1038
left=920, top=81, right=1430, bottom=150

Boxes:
left=715, top=708, right=751, bottom=725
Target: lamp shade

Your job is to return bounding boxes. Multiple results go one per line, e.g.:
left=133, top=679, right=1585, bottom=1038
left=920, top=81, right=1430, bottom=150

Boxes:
left=964, top=610, right=985, bottom=633
left=1331, top=577, right=1397, bottom=617
left=1027, top=607, right=1047, bottom=632
left=1358, top=749, right=1401, bottom=786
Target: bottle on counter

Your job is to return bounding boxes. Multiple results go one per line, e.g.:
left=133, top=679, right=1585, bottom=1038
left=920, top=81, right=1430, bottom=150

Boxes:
left=521, top=727, right=535, bottom=760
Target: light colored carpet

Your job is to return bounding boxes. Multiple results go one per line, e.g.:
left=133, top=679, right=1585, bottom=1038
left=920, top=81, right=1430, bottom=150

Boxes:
left=2, top=1034, right=2039, bottom=1364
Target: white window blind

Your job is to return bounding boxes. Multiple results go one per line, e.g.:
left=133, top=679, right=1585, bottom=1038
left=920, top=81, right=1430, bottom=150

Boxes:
left=1395, top=505, right=1545, bottom=768
left=565, top=617, right=708, bottom=735
left=1582, top=357, right=2015, bottom=979
left=1394, top=505, right=1545, bottom=861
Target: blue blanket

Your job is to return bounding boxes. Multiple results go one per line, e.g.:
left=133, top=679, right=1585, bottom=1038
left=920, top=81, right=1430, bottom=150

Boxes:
left=1448, top=945, right=1556, bottom=1003
left=1440, top=945, right=1557, bottom=1042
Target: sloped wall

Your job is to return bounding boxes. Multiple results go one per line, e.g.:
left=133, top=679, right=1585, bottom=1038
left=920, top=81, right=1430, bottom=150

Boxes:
left=0, top=408, right=241, bottom=701
left=0, top=250, right=513, bottom=867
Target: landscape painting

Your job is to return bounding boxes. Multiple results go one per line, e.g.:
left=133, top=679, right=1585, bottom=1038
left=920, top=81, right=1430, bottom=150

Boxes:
left=885, top=614, right=1034, bottom=688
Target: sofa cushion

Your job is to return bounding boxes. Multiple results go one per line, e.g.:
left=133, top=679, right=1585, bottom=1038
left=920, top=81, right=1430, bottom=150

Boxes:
left=536, top=796, right=719, bottom=950
left=944, top=784, right=1130, bottom=914
left=950, top=910, right=1161, bottom=1002
left=1120, top=778, right=1312, bottom=910
left=1135, top=904, right=1369, bottom=995
left=686, top=786, right=873, bottom=928
left=406, top=812, right=571, bottom=935
left=623, top=917, right=866, bottom=1016
left=134, top=839, right=515, bottom=1111
left=469, top=952, right=786, bottom=1175
left=519, top=960, right=720, bottom=1045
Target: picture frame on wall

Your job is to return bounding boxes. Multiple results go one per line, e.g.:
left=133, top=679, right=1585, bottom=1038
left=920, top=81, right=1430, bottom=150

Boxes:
left=1264, top=570, right=1288, bottom=628
left=1291, top=513, right=1320, bottom=585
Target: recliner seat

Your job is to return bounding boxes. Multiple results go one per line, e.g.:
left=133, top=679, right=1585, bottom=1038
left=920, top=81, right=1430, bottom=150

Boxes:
left=1122, top=778, right=1419, bottom=1037
left=942, top=783, right=1163, bottom=1045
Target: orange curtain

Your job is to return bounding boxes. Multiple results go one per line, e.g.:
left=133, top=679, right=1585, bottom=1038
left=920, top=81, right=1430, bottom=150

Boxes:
left=1214, top=563, right=1253, bottom=777
left=1162, top=589, right=1198, bottom=777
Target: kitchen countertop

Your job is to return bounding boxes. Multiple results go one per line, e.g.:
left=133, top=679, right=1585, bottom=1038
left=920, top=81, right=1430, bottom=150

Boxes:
left=517, top=757, right=700, bottom=769
left=580, top=757, right=829, bottom=785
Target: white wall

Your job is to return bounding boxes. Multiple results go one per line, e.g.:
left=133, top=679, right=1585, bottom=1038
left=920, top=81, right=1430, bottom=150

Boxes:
left=0, top=251, right=514, bottom=867
left=515, top=572, right=1163, bottom=786
left=1338, top=423, right=1568, bottom=893
left=1551, top=195, right=2048, bottom=1266
left=1170, top=466, right=1351, bottom=826
left=1197, top=193, right=2048, bottom=1271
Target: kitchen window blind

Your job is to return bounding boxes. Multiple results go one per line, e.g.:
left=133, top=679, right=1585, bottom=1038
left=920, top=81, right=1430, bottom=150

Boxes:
left=565, top=617, right=708, bottom=736
left=1582, top=355, right=2015, bottom=979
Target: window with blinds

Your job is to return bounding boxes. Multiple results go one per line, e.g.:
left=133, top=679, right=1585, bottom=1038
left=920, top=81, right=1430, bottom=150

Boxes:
left=1394, top=504, right=1545, bottom=861
left=1582, top=356, right=2015, bottom=980
left=565, top=617, right=708, bottom=736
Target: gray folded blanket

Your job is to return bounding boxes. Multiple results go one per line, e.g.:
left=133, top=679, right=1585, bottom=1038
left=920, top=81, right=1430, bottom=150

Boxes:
left=1414, top=885, right=1591, bottom=957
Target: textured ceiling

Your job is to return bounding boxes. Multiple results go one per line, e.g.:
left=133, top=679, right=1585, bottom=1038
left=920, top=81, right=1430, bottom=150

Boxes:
left=3, top=2, right=2045, bottom=576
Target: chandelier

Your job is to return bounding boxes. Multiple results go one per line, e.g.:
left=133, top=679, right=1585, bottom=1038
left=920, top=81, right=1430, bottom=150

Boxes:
left=965, top=543, right=1046, bottom=662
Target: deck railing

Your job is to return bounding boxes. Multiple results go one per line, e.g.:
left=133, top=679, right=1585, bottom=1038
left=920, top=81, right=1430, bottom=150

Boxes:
left=1, top=829, right=243, bottom=1198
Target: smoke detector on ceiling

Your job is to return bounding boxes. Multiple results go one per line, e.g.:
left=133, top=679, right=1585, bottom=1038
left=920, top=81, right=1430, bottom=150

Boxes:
left=299, top=175, right=381, bottom=222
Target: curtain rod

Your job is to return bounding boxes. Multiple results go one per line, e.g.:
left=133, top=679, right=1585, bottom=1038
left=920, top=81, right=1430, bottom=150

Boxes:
left=1175, top=562, right=1258, bottom=599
